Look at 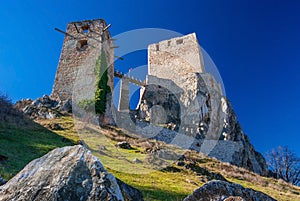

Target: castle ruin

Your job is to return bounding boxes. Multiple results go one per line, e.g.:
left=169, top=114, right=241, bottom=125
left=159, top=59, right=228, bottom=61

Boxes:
left=51, top=19, right=268, bottom=175
left=148, top=33, right=205, bottom=79
left=138, top=33, right=224, bottom=139
left=51, top=19, right=114, bottom=104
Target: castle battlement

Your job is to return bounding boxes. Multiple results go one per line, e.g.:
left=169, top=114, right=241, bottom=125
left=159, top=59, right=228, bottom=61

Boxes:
left=148, top=33, right=205, bottom=87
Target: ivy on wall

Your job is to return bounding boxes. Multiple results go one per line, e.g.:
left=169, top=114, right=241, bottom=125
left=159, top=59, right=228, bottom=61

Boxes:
left=94, top=49, right=111, bottom=114
left=78, top=49, right=110, bottom=115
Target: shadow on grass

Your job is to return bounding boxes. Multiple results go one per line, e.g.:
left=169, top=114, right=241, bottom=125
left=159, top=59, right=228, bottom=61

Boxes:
left=0, top=99, right=75, bottom=180
left=139, top=186, right=188, bottom=201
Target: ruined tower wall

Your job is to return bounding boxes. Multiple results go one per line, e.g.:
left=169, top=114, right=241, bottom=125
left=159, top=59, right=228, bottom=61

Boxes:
left=51, top=19, right=114, bottom=102
left=144, top=33, right=225, bottom=139
left=118, top=78, right=130, bottom=112
left=148, top=33, right=205, bottom=88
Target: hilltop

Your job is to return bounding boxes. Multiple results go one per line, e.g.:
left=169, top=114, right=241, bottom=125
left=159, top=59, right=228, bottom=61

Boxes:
left=1, top=19, right=299, bottom=200
left=0, top=95, right=299, bottom=200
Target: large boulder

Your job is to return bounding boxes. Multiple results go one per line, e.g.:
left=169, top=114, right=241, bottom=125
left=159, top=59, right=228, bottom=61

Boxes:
left=0, top=145, right=144, bottom=201
left=183, top=180, right=276, bottom=201
left=116, top=178, right=144, bottom=201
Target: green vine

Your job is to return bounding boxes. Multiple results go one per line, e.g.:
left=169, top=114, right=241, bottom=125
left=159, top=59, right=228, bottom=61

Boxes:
left=94, top=49, right=111, bottom=114
left=78, top=49, right=110, bottom=115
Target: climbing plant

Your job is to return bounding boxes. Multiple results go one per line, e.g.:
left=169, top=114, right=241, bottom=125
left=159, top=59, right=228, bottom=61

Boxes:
left=77, top=49, right=110, bottom=115
left=94, top=49, right=111, bottom=115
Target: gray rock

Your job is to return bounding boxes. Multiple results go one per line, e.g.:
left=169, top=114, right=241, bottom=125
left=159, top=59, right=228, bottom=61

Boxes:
left=177, top=161, right=185, bottom=166
left=156, top=149, right=179, bottom=160
left=0, top=145, right=143, bottom=201
left=213, top=99, right=268, bottom=175
left=133, top=158, right=142, bottom=163
left=100, top=146, right=107, bottom=150
left=60, top=99, right=72, bottom=113
left=0, top=178, right=6, bottom=186
left=183, top=180, right=276, bottom=201
left=31, top=99, right=41, bottom=106
left=116, top=141, right=132, bottom=149
left=48, top=123, right=63, bottom=130
left=116, top=178, right=144, bottom=201
left=14, top=95, right=61, bottom=119
left=184, top=163, right=227, bottom=181
left=223, top=196, right=244, bottom=201
left=136, top=73, right=268, bottom=176
left=78, top=140, right=89, bottom=149
left=45, top=111, right=57, bottom=119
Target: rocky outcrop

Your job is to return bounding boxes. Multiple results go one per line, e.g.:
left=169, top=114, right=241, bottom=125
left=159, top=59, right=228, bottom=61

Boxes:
left=136, top=74, right=268, bottom=175
left=0, top=145, right=143, bottom=201
left=183, top=180, right=276, bottom=201
left=14, top=95, right=72, bottom=119
left=212, top=99, right=268, bottom=175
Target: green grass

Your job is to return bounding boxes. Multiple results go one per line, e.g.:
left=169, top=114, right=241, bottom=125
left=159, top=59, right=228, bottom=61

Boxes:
left=110, top=169, right=201, bottom=201
left=0, top=119, right=75, bottom=180
left=1, top=116, right=300, bottom=201
left=37, top=116, right=80, bottom=143
left=227, top=177, right=299, bottom=201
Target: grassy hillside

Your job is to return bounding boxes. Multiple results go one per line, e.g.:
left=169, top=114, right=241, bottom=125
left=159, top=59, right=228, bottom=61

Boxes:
left=1, top=115, right=300, bottom=201
left=0, top=117, right=76, bottom=179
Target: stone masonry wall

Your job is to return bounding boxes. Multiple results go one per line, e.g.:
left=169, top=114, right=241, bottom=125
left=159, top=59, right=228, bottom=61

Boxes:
left=118, top=77, right=130, bottom=112
left=148, top=33, right=205, bottom=89
left=146, top=33, right=224, bottom=139
left=51, top=19, right=114, bottom=102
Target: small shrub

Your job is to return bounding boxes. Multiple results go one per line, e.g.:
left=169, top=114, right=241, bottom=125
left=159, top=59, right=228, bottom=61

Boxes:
left=78, top=99, right=95, bottom=112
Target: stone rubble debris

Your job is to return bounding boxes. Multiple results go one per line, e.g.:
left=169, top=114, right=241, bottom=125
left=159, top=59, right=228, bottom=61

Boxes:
left=14, top=95, right=72, bottom=119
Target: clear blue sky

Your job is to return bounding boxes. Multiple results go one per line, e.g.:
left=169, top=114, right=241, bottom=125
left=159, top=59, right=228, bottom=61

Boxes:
left=0, top=1, right=299, bottom=157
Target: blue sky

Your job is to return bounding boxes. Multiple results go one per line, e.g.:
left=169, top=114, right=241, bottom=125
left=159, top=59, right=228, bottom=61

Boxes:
left=0, top=1, right=299, bottom=157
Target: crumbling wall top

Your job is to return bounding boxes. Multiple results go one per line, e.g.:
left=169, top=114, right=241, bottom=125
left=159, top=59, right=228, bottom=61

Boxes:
left=148, top=33, right=205, bottom=90
left=148, top=33, right=205, bottom=81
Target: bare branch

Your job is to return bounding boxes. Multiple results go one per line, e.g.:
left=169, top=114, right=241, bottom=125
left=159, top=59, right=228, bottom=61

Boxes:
left=266, top=146, right=300, bottom=186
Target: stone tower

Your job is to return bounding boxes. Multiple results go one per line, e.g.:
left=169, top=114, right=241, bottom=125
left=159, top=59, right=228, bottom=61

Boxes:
left=148, top=33, right=205, bottom=87
left=142, top=33, right=224, bottom=138
left=51, top=19, right=114, bottom=103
